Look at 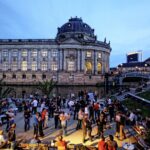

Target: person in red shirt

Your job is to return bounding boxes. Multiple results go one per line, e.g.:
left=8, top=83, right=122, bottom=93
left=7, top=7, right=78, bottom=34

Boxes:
left=98, top=135, right=107, bottom=150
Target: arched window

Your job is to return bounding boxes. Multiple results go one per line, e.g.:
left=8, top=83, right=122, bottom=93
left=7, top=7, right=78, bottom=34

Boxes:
left=85, top=62, right=92, bottom=74
left=97, top=63, right=102, bottom=74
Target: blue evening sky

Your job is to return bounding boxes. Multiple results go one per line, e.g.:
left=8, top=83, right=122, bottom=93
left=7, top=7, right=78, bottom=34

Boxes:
left=0, top=0, right=150, bottom=67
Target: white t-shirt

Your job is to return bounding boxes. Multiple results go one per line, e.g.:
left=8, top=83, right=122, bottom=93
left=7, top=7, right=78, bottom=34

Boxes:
left=0, top=135, right=6, bottom=145
left=32, top=100, right=38, bottom=107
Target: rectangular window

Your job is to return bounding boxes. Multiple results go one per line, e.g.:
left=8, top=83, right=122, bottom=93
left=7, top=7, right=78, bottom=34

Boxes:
left=41, top=50, right=48, bottom=57
left=86, top=51, right=92, bottom=57
left=2, top=63, right=8, bottom=71
left=41, top=63, right=47, bottom=71
left=98, top=52, right=102, bottom=58
left=31, top=62, right=37, bottom=71
left=52, top=50, right=58, bottom=57
left=12, top=51, right=18, bottom=56
left=68, top=61, right=75, bottom=71
left=51, top=62, right=58, bottom=71
left=22, top=50, right=27, bottom=57
left=21, top=61, right=27, bottom=71
left=11, top=63, right=18, bottom=71
left=2, top=51, right=8, bottom=57
left=32, top=51, right=37, bottom=57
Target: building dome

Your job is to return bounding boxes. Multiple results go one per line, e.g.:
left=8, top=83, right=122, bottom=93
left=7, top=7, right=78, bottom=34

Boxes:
left=57, top=17, right=95, bottom=39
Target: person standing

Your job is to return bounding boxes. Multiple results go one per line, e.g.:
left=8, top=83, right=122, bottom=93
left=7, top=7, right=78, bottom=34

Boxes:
left=31, top=98, right=38, bottom=114
left=24, top=109, right=31, bottom=131
left=37, top=113, right=44, bottom=137
left=96, top=113, right=105, bottom=137
left=54, top=108, right=60, bottom=129
left=106, top=135, right=118, bottom=150
left=82, top=115, right=92, bottom=143
left=33, top=113, right=39, bottom=135
left=119, top=113, right=126, bottom=141
left=8, top=123, right=16, bottom=149
left=98, top=135, right=107, bottom=150
left=76, top=108, right=84, bottom=130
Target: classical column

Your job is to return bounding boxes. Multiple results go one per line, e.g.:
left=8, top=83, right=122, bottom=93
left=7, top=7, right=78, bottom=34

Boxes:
left=80, top=49, right=82, bottom=71
left=62, top=49, right=64, bottom=71
left=58, top=49, right=61, bottom=71
left=37, top=49, right=41, bottom=70
left=8, top=49, right=11, bottom=70
left=77, top=49, right=80, bottom=72
left=27, top=49, right=31, bottom=70
left=94, top=50, right=96, bottom=75
left=18, top=49, right=21, bottom=70
left=63, top=49, right=67, bottom=71
left=48, top=49, right=51, bottom=71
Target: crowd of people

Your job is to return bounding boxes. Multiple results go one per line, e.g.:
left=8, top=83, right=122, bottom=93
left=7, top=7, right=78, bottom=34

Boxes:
left=0, top=90, right=150, bottom=149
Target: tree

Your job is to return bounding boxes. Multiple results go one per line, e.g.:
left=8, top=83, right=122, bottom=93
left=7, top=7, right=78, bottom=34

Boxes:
left=0, top=79, right=14, bottom=99
left=37, top=79, right=57, bottom=98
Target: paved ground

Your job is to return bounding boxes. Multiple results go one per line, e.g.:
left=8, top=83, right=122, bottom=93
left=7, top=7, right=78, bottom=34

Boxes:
left=1, top=108, right=138, bottom=149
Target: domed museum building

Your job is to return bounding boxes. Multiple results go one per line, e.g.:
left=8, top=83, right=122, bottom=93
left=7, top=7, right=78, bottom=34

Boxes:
left=0, top=17, right=111, bottom=96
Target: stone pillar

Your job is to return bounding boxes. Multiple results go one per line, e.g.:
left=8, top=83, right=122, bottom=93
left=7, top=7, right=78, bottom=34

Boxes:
left=62, top=49, right=64, bottom=71
left=37, top=49, right=41, bottom=70
left=64, top=49, right=67, bottom=71
left=58, top=49, right=61, bottom=71
left=81, top=50, right=84, bottom=71
left=27, top=49, right=31, bottom=70
left=18, top=49, right=21, bottom=70
left=48, top=49, right=51, bottom=71
left=93, top=50, right=96, bottom=75
left=77, top=49, right=80, bottom=72
left=8, top=49, right=11, bottom=70
left=79, top=49, right=82, bottom=71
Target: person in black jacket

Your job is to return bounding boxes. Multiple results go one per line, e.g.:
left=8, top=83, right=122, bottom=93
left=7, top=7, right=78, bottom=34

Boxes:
left=24, top=109, right=31, bottom=131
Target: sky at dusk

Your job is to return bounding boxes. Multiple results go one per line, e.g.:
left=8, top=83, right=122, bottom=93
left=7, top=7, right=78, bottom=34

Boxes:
left=0, top=0, right=150, bottom=67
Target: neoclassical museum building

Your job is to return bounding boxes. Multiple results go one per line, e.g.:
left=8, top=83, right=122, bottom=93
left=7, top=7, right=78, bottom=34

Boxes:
left=0, top=17, right=111, bottom=96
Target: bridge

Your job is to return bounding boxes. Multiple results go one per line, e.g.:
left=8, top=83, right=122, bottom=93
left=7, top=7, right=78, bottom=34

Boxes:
left=118, top=71, right=150, bottom=85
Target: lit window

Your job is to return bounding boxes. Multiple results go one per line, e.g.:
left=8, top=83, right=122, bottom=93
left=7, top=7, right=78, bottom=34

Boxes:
left=32, top=51, right=37, bottom=57
left=41, top=63, right=47, bottom=71
left=52, top=50, right=58, bottom=57
left=97, top=63, right=102, bottom=74
left=85, top=61, right=92, bottom=73
left=11, top=63, right=18, bottom=71
left=22, top=50, right=27, bottom=57
left=21, top=61, right=27, bottom=71
left=68, top=61, right=75, bottom=71
left=41, top=50, right=48, bottom=57
left=31, top=62, right=37, bottom=71
left=98, top=53, right=102, bottom=58
left=86, top=51, right=92, bottom=57
left=51, top=62, right=58, bottom=71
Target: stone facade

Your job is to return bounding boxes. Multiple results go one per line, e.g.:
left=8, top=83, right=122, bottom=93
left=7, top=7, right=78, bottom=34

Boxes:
left=0, top=17, right=111, bottom=86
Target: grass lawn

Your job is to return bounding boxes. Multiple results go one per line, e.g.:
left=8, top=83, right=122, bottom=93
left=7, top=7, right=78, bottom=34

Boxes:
left=122, top=98, right=150, bottom=117
left=137, top=90, right=150, bottom=100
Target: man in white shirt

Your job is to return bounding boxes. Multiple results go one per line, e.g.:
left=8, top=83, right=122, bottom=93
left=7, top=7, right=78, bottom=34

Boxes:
left=32, top=99, right=38, bottom=114
left=0, top=130, right=7, bottom=148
